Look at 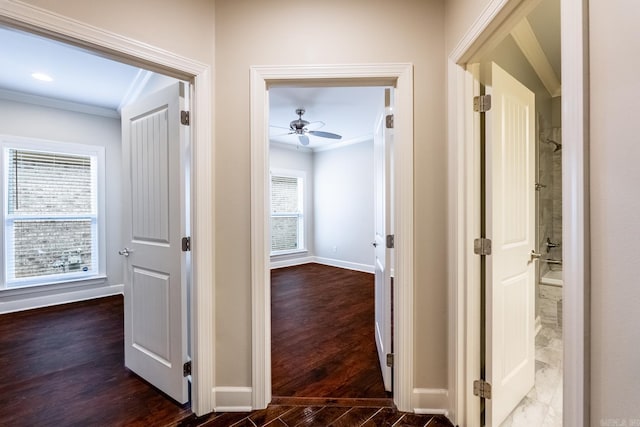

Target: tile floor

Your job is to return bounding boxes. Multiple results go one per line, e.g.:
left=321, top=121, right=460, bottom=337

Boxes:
left=500, top=324, right=563, bottom=427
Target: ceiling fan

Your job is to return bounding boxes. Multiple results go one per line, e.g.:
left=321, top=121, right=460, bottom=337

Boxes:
left=271, top=108, right=342, bottom=146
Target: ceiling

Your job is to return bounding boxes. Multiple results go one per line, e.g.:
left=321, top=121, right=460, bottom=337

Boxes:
left=269, top=86, right=385, bottom=150
left=0, top=26, right=144, bottom=112
left=0, top=0, right=559, bottom=141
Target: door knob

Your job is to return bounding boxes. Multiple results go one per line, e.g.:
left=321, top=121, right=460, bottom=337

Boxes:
left=530, top=250, right=542, bottom=261
left=118, top=247, right=131, bottom=257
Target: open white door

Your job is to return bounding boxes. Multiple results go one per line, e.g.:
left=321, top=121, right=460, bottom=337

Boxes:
left=485, top=64, right=535, bottom=427
left=373, top=88, right=393, bottom=392
left=485, top=62, right=536, bottom=426
left=121, top=82, right=190, bottom=404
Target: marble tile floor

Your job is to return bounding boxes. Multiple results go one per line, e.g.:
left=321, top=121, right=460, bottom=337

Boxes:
left=500, top=324, right=563, bottom=427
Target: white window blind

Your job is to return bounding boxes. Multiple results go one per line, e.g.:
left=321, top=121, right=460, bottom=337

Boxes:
left=271, top=174, right=304, bottom=253
left=4, top=148, right=98, bottom=285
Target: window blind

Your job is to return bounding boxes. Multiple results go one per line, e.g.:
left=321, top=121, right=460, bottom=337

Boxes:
left=271, top=175, right=302, bottom=252
left=7, top=149, right=93, bottom=215
left=5, top=148, right=96, bottom=282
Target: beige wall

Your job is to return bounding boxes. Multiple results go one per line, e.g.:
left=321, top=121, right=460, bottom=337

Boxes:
left=19, top=0, right=215, bottom=66
left=590, top=0, right=640, bottom=423
left=214, top=0, right=447, bottom=388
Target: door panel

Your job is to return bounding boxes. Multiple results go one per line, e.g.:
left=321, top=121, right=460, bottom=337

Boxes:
left=121, top=82, right=189, bottom=404
left=486, top=62, right=536, bottom=426
left=374, top=88, right=393, bottom=392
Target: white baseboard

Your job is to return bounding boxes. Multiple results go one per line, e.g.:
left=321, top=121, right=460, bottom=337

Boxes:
left=212, top=387, right=253, bottom=412
left=270, top=256, right=315, bottom=269
left=413, top=388, right=449, bottom=416
left=270, top=255, right=375, bottom=274
left=313, top=257, right=375, bottom=274
left=0, top=283, right=123, bottom=314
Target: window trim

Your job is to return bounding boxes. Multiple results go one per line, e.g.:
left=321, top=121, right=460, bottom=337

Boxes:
left=0, top=135, right=106, bottom=290
left=270, top=168, right=306, bottom=256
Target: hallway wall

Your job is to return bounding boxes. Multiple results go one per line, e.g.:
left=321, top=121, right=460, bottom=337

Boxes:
left=214, top=0, right=447, bottom=392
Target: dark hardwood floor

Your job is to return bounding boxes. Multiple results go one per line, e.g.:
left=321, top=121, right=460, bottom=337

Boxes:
left=271, top=263, right=388, bottom=399
left=0, top=289, right=453, bottom=426
left=0, top=295, right=191, bottom=426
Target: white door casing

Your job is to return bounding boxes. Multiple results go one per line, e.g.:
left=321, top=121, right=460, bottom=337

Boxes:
left=485, top=62, right=536, bottom=426
left=373, top=89, right=393, bottom=392
left=121, top=82, right=190, bottom=404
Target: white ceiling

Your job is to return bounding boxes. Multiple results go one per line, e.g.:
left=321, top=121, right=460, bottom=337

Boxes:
left=269, top=86, right=386, bottom=150
left=0, top=26, right=143, bottom=111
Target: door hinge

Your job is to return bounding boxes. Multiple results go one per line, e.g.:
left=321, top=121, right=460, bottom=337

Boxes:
left=473, top=95, right=492, bottom=112
left=385, top=114, right=394, bottom=129
left=181, top=110, right=190, bottom=126
left=474, top=237, right=492, bottom=255
left=183, top=361, right=192, bottom=377
left=386, top=353, right=394, bottom=367
left=386, top=234, right=395, bottom=249
left=181, top=236, right=191, bottom=252
left=473, top=379, right=492, bottom=399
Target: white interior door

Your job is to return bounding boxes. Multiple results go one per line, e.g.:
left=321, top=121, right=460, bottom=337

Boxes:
left=485, top=62, right=536, bottom=426
left=121, top=82, right=190, bottom=404
left=373, top=88, right=393, bottom=392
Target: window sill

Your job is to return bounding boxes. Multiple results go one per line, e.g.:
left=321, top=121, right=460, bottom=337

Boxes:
left=1, top=275, right=108, bottom=297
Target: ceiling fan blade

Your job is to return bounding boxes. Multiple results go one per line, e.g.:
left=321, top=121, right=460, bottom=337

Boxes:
left=305, top=120, right=326, bottom=131
left=308, top=130, right=342, bottom=140
left=298, top=135, right=310, bottom=146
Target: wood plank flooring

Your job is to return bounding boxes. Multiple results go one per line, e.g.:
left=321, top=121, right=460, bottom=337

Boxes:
left=0, top=295, right=192, bottom=426
left=271, top=264, right=387, bottom=399
left=0, top=288, right=453, bottom=426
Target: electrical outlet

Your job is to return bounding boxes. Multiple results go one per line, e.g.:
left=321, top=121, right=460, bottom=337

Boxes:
left=332, top=246, right=337, bottom=253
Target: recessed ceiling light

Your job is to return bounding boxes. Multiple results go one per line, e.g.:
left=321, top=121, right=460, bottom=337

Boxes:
left=31, top=72, right=53, bottom=82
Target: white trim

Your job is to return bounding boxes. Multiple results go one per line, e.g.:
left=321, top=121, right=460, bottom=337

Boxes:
left=313, top=257, right=374, bottom=274
left=560, top=0, right=590, bottom=425
left=0, top=88, right=119, bottom=118
left=269, top=256, right=374, bottom=273
left=118, top=69, right=154, bottom=113
left=251, top=63, right=414, bottom=412
left=212, top=387, right=253, bottom=413
left=0, top=283, right=122, bottom=314
left=0, top=0, right=214, bottom=416
left=270, top=256, right=314, bottom=269
left=510, top=18, right=561, bottom=97
left=447, top=0, right=588, bottom=426
left=413, top=388, right=449, bottom=416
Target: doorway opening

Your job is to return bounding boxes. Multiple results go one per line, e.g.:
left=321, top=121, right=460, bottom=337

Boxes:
left=473, top=1, right=563, bottom=425
left=0, top=7, right=213, bottom=415
left=267, top=85, right=392, bottom=399
left=449, top=0, right=587, bottom=425
left=250, top=64, right=414, bottom=412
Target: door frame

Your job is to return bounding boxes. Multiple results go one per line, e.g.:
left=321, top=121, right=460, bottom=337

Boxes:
left=250, top=64, right=414, bottom=412
left=447, top=0, right=589, bottom=426
left=0, top=1, right=215, bottom=416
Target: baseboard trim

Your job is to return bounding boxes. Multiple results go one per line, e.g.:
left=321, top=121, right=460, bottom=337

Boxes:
left=270, top=256, right=315, bottom=269
left=412, top=388, right=449, bottom=416
left=313, top=257, right=375, bottom=274
left=212, top=387, right=253, bottom=412
left=270, top=256, right=375, bottom=274
left=0, top=283, right=123, bottom=314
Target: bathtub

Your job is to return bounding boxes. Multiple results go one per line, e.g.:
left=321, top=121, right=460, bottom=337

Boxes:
left=541, top=269, right=563, bottom=287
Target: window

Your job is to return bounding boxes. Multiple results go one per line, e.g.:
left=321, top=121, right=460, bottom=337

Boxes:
left=2, top=137, right=105, bottom=288
left=271, top=171, right=305, bottom=254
